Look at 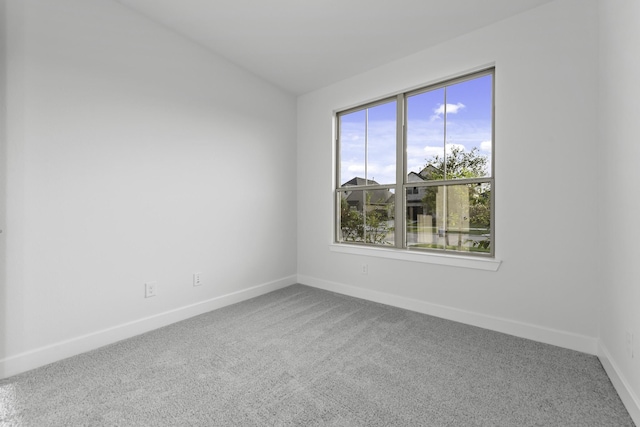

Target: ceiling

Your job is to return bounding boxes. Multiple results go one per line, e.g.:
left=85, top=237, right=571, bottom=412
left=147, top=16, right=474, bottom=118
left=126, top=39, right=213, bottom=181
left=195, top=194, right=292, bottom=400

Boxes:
left=115, top=0, right=555, bottom=95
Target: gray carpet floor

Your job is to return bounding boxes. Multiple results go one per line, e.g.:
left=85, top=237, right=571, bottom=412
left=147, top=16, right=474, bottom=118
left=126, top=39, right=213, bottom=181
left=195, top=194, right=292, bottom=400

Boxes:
left=0, top=284, right=634, bottom=426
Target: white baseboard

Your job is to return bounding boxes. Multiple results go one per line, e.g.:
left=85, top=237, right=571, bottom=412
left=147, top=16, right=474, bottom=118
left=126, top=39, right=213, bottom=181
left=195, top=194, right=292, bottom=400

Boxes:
left=598, top=342, right=640, bottom=425
left=0, top=275, right=297, bottom=379
left=298, top=274, right=598, bottom=355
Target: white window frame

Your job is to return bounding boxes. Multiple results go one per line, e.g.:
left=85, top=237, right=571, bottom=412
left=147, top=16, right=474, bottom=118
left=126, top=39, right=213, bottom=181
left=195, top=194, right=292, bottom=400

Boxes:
left=334, top=68, right=497, bottom=267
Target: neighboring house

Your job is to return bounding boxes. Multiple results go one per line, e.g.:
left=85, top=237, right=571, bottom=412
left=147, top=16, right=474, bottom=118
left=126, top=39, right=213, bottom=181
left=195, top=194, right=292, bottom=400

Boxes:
left=341, top=166, right=441, bottom=220
left=407, top=171, right=427, bottom=222
left=340, top=177, right=395, bottom=213
left=341, top=167, right=471, bottom=246
left=406, top=165, right=441, bottom=224
left=341, top=177, right=379, bottom=187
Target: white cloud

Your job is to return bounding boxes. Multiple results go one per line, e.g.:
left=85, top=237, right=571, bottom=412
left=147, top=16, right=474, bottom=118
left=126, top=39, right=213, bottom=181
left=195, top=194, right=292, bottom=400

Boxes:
left=446, top=143, right=466, bottom=153
left=431, top=103, right=465, bottom=120
left=340, top=161, right=397, bottom=184
left=480, top=140, right=492, bottom=152
left=423, top=145, right=444, bottom=158
left=423, top=143, right=465, bottom=158
left=407, top=160, right=426, bottom=175
left=364, top=163, right=396, bottom=184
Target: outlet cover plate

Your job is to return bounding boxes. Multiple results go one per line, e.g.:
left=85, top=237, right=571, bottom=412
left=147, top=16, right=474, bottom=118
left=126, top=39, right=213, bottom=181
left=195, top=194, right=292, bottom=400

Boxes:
left=145, top=282, right=157, bottom=298
left=193, top=272, right=202, bottom=287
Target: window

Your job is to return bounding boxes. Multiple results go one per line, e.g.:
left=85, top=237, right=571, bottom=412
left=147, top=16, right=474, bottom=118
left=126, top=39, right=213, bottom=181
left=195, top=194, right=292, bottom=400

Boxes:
left=336, top=69, right=494, bottom=256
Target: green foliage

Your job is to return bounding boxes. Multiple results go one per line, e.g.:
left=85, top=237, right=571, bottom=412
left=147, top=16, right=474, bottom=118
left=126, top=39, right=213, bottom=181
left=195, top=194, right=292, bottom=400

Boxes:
left=340, top=199, right=364, bottom=242
left=421, top=146, right=491, bottom=251
left=469, top=238, right=491, bottom=251
left=469, top=187, right=491, bottom=228
left=340, top=194, right=392, bottom=245
left=424, top=146, right=488, bottom=180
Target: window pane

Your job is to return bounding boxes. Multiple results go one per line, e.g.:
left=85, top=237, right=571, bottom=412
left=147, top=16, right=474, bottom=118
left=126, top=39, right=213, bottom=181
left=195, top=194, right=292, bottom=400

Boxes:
left=406, top=185, right=445, bottom=250
left=406, top=182, right=491, bottom=253
left=406, top=74, right=493, bottom=182
left=407, top=88, right=445, bottom=182
left=338, top=189, right=365, bottom=243
left=365, top=188, right=395, bottom=246
left=338, top=188, right=395, bottom=246
left=339, top=110, right=366, bottom=186
left=339, top=100, right=397, bottom=187
left=445, top=75, right=493, bottom=179
left=366, top=101, right=397, bottom=185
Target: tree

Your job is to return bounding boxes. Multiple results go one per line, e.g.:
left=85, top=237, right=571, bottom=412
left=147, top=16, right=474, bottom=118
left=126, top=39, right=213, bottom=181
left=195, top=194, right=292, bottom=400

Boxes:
left=423, top=146, right=488, bottom=180
left=340, top=192, right=392, bottom=245
left=420, top=146, right=491, bottom=251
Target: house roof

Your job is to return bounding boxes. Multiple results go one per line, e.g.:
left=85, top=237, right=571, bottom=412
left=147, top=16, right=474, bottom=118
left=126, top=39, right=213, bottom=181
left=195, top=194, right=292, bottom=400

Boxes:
left=341, top=177, right=380, bottom=187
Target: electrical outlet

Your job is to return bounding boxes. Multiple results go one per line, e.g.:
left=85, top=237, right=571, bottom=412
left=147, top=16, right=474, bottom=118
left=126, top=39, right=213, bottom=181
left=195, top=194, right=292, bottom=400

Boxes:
left=145, top=282, right=157, bottom=298
left=626, top=330, right=634, bottom=358
left=361, top=264, right=368, bottom=275
left=193, top=272, right=202, bottom=287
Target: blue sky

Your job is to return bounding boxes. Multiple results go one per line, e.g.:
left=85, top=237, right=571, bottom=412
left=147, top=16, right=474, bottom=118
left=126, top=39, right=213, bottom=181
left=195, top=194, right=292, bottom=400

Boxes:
left=339, top=74, right=492, bottom=186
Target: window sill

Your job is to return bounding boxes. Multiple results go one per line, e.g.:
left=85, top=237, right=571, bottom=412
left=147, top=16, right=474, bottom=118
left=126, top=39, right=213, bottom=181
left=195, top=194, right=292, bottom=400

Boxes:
left=329, top=244, right=501, bottom=271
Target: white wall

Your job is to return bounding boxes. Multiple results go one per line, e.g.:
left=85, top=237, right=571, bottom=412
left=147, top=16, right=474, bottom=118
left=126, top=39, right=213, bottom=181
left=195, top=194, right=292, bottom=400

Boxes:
left=1, top=0, right=638, bottom=419
left=0, top=0, right=8, bottom=377
left=298, top=0, right=599, bottom=353
left=597, top=0, right=640, bottom=421
left=1, top=0, right=297, bottom=377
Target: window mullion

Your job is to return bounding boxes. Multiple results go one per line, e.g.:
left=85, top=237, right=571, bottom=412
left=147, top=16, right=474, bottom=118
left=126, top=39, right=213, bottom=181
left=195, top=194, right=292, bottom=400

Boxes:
left=364, top=109, right=368, bottom=243
left=442, top=88, right=448, bottom=247
left=443, top=87, right=448, bottom=180
left=395, top=94, right=405, bottom=249
left=364, top=108, right=368, bottom=183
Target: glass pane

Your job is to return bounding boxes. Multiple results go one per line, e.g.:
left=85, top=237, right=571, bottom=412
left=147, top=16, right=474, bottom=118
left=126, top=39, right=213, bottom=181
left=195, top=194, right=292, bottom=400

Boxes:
left=339, top=110, right=366, bottom=187
left=407, top=88, right=445, bottom=182
left=366, top=101, right=397, bottom=185
left=338, top=189, right=365, bottom=243
left=406, top=74, right=493, bottom=183
left=405, top=185, right=445, bottom=250
left=339, top=99, right=397, bottom=187
left=337, top=188, right=395, bottom=246
left=406, top=183, right=491, bottom=253
left=445, top=75, right=493, bottom=179
left=365, top=188, right=395, bottom=245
